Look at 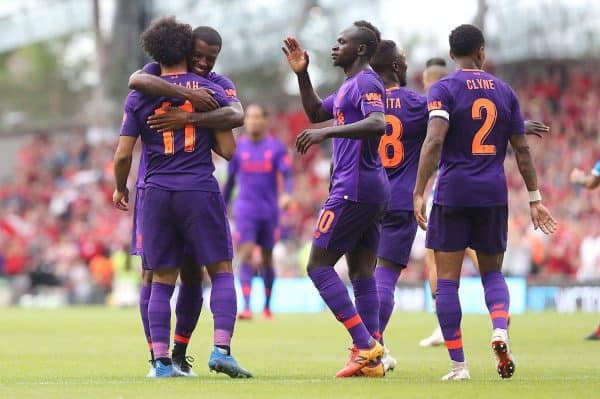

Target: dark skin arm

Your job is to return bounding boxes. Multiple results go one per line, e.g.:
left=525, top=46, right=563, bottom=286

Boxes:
left=509, top=134, right=557, bottom=234
left=128, top=70, right=219, bottom=111
left=212, top=130, right=236, bottom=161
left=129, top=70, right=245, bottom=130
left=295, top=112, right=385, bottom=155
left=413, top=117, right=448, bottom=230
left=524, top=120, right=550, bottom=138
left=282, top=37, right=332, bottom=123
left=112, top=136, right=138, bottom=211
left=147, top=101, right=244, bottom=132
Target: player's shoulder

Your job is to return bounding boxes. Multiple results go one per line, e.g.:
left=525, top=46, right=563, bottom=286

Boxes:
left=356, top=68, right=384, bottom=88
left=399, top=87, right=427, bottom=106
left=124, top=90, right=145, bottom=111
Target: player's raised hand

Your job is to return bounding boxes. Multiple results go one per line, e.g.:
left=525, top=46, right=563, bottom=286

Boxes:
left=529, top=202, right=557, bottom=234
left=524, top=120, right=550, bottom=138
left=113, top=188, right=129, bottom=212
left=147, top=107, right=188, bottom=132
left=413, top=194, right=428, bottom=231
left=296, top=128, right=327, bottom=155
left=569, top=168, right=586, bottom=185
left=282, top=37, right=309, bottom=74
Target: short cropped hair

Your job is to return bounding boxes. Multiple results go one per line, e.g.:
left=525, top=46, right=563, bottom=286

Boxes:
left=353, top=20, right=381, bottom=59
left=449, top=24, right=485, bottom=57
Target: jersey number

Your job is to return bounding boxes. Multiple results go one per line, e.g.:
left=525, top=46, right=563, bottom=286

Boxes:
left=471, top=98, right=497, bottom=155
left=153, top=100, right=195, bottom=155
left=378, top=114, right=404, bottom=168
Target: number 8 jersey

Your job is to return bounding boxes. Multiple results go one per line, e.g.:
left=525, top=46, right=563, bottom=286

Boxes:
left=379, top=86, right=428, bottom=211
left=427, top=69, right=525, bottom=207
left=120, top=72, right=229, bottom=191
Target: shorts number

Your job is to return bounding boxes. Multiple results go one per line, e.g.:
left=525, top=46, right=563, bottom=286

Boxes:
left=378, top=114, right=404, bottom=168
left=318, top=210, right=335, bottom=233
left=154, top=100, right=195, bottom=155
left=471, top=98, right=497, bottom=155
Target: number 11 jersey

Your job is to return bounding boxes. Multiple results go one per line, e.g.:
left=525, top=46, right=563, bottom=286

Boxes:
left=427, top=69, right=525, bottom=207
left=379, top=86, right=428, bottom=211
left=120, top=72, right=229, bottom=191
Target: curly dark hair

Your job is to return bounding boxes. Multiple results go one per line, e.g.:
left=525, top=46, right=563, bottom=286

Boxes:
left=353, top=20, right=381, bottom=59
left=449, top=24, right=485, bottom=57
left=141, top=16, right=192, bottom=66
left=370, top=39, right=397, bottom=72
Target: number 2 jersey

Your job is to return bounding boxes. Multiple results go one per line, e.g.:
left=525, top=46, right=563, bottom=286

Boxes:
left=380, top=86, right=428, bottom=211
left=427, top=69, right=525, bottom=207
left=120, top=72, right=229, bottom=191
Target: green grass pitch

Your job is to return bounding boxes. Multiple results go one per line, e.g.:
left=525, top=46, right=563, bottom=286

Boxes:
left=0, top=308, right=598, bottom=399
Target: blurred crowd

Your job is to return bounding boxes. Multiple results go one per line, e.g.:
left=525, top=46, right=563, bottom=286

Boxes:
left=0, top=62, right=599, bottom=305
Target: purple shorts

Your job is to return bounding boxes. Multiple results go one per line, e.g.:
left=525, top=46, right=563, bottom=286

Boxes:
left=141, top=187, right=233, bottom=269
left=312, top=197, right=384, bottom=253
left=377, top=210, right=418, bottom=268
left=235, top=214, right=279, bottom=250
left=426, top=204, right=508, bottom=253
left=130, top=187, right=145, bottom=256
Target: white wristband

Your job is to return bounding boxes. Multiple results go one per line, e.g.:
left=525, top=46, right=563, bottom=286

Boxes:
left=528, top=190, right=542, bottom=203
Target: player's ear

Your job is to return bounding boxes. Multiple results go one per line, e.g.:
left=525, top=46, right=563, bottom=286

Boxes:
left=449, top=49, right=455, bottom=61
left=392, top=61, right=399, bottom=73
left=357, top=43, right=367, bottom=57
left=478, top=46, right=486, bottom=65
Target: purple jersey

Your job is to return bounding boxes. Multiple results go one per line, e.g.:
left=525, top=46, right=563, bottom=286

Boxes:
left=427, top=69, right=525, bottom=207
left=121, top=72, right=229, bottom=191
left=224, top=135, right=293, bottom=216
left=381, top=87, right=428, bottom=211
left=134, top=62, right=240, bottom=188
left=321, top=69, right=389, bottom=204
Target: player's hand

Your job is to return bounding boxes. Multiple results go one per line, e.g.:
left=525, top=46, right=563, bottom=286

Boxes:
left=113, top=188, right=129, bottom=211
left=570, top=168, right=586, bottom=185
left=524, top=120, right=550, bottom=138
left=147, top=107, right=189, bottom=132
left=279, top=193, right=292, bottom=209
left=188, top=88, right=219, bottom=112
left=295, top=128, right=327, bottom=155
left=413, top=193, right=428, bottom=231
left=529, top=201, right=557, bottom=234
left=282, top=37, right=309, bottom=74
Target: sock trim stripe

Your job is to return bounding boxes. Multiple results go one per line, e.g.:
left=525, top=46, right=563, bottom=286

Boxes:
left=490, top=310, right=509, bottom=320
left=342, top=314, right=362, bottom=329
left=445, top=338, right=463, bottom=350
left=242, top=286, right=252, bottom=295
left=174, top=334, right=190, bottom=344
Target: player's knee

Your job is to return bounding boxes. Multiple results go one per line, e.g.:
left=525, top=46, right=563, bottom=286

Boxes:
left=152, top=268, right=179, bottom=285
left=206, top=260, right=233, bottom=276
left=141, top=270, right=153, bottom=286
